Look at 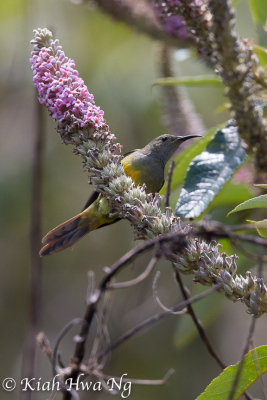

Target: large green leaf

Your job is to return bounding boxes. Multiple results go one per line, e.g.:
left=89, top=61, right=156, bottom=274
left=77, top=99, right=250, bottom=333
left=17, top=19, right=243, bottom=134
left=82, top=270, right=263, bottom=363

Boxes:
left=248, top=0, right=267, bottom=26
left=228, top=194, right=267, bottom=215
left=196, top=346, right=267, bottom=400
left=175, top=124, right=247, bottom=218
left=153, top=75, right=222, bottom=87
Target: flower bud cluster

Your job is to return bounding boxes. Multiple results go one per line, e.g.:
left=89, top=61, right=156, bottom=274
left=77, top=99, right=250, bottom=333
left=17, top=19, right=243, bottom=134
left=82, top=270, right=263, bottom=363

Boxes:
left=153, top=0, right=213, bottom=63
left=155, top=0, right=267, bottom=170
left=174, top=239, right=267, bottom=316
left=30, top=28, right=267, bottom=316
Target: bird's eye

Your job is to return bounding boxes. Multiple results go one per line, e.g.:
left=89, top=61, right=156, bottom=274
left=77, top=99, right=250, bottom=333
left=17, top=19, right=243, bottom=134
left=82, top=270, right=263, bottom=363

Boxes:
left=161, top=136, right=168, bottom=142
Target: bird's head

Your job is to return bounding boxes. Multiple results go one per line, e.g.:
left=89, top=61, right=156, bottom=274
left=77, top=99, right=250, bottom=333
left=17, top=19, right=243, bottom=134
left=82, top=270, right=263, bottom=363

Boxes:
left=142, top=134, right=202, bottom=164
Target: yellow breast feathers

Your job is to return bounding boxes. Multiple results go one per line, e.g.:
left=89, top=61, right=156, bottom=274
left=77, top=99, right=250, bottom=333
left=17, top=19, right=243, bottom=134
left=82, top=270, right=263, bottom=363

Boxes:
left=121, top=159, right=141, bottom=185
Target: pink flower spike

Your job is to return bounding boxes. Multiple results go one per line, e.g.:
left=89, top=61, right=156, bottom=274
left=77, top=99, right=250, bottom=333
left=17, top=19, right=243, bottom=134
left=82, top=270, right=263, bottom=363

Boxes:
left=30, top=28, right=106, bottom=135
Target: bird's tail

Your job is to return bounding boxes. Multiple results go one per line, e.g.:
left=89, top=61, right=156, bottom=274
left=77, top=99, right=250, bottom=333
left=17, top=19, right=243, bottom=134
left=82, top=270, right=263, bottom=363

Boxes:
left=39, top=212, right=89, bottom=257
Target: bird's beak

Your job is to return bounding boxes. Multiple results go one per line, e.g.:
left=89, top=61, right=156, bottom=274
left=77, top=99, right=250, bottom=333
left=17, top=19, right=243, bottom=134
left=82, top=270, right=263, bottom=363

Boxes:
left=176, top=134, right=202, bottom=143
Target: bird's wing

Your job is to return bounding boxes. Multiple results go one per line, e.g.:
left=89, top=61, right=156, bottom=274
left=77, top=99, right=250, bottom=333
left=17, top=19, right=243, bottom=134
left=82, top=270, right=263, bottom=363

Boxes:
left=123, top=149, right=139, bottom=157
left=82, top=190, right=100, bottom=211
left=82, top=149, right=140, bottom=211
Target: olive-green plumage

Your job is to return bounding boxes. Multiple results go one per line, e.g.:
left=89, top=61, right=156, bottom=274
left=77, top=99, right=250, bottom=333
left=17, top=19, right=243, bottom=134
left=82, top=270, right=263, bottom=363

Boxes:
left=40, top=134, right=201, bottom=256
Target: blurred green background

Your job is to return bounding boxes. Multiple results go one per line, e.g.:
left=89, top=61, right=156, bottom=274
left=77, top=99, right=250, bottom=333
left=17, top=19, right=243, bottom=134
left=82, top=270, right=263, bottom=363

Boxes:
left=0, top=0, right=267, bottom=399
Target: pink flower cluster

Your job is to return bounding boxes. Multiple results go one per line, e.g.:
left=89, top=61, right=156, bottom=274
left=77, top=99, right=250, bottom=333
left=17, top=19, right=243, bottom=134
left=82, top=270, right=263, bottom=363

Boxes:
left=152, top=0, right=190, bottom=38
left=164, top=15, right=189, bottom=38
left=30, top=40, right=105, bottom=131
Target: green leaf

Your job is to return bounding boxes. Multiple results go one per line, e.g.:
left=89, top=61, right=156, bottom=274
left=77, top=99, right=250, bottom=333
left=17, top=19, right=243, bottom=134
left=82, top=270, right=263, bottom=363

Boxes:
left=228, top=194, right=267, bottom=215
left=253, top=45, right=267, bottom=67
left=196, top=346, right=267, bottom=400
left=152, top=75, right=222, bottom=87
left=247, top=219, right=267, bottom=238
left=207, top=182, right=252, bottom=210
left=175, top=124, right=247, bottom=218
left=248, top=0, right=267, bottom=26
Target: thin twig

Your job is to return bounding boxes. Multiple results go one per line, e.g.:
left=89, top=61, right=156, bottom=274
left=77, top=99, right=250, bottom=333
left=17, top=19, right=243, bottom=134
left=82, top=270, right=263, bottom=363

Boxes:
left=227, top=253, right=262, bottom=400
left=52, top=318, right=85, bottom=377
left=257, top=250, right=264, bottom=280
left=153, top=270, right=186, bottom=314
left=227, top=316, right=256, bottom=400
left=94, top=368, right=175, bottom=386
left=165, top=160, right=175, bottom=209
left=229, top=224, right=261, bottom=232
left=94, top=283, right=222, bottom=362
left=109, top=255, right=159, bottom=289
left=61, top=222, right=266, bottom=398
left=174, top=269, right=226, bottom=369
left=36, top=332, right=52, bottom=363
left=89, top=290, right=112, bottom=369
left=196, top=220, right=267, bottom=247
left=86, top=270, right=96, bottom=305
left=61, top=231, right=187, bottom=399
left=196, top=220, right=267, bottom=262
left=249, top=253, right=267, bottom=400
left=52, top=318, right=86, bottom=400
left=71, top=231, right=187, bottom=369
left=21, top=93, right=44, bottom=400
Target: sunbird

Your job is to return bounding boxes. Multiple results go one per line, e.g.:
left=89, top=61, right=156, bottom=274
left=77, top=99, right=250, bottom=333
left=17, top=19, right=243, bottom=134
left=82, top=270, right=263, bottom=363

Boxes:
left=40, top=134, right=201, bottom=256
